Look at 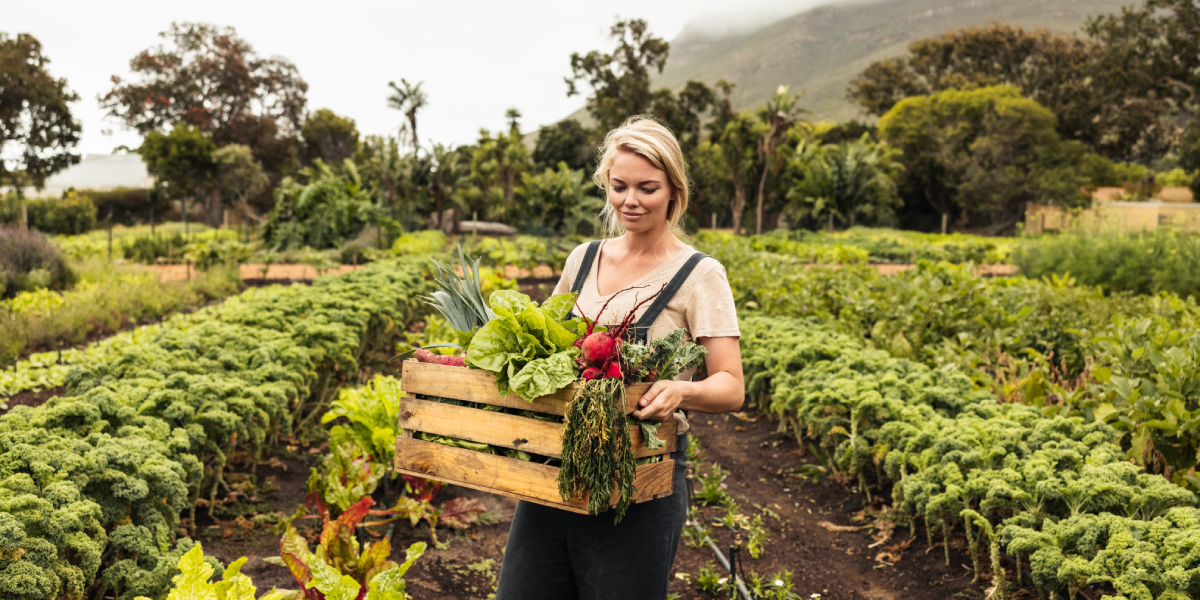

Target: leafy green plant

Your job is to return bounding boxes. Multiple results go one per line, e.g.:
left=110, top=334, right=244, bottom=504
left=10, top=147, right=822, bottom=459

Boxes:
left=425, top=246, right=495, bottom=338
left=322, top=374, right=403, bottom=466
left=133, top=544, right=254, bottom=600
left=465, top=290, right=581, bottom=401
left=268, top=497, right=426, bottom=600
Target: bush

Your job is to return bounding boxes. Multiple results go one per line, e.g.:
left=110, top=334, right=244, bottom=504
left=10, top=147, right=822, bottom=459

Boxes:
left=83, top=186, right=170, bottom=225
left=1014, top=228, right=1200, bottom=298
left=0, top=227, right=74, bottom=298
left=0, top=191, right=97, bottom=235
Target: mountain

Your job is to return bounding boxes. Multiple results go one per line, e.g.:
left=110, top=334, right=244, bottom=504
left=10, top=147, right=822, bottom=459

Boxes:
left=570, top=0, right=1133, bottom=125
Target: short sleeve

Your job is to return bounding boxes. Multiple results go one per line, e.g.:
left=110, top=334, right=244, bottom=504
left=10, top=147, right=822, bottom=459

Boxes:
left=684, top=259, right=740, bottom=339
left=552, top=243, right=590, bottom=296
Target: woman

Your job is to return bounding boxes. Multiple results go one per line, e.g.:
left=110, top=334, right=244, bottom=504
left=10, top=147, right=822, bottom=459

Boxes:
left=496, top=116, right=745, bottom=600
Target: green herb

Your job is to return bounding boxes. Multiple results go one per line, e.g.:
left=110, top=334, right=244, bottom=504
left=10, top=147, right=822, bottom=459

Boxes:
left=558, top=377, right=636, bottom=521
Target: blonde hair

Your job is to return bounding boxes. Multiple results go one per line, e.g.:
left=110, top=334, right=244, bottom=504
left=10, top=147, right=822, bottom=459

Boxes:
left=593, top=116, right=690, bottom=237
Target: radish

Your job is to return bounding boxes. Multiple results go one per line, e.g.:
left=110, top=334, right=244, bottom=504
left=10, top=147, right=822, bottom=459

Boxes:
left=415, top=348, right=466, bottom=367
left=582, top=366, right=602, bottom=381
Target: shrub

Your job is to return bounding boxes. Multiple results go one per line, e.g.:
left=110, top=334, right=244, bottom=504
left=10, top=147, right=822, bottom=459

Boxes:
left=0, top=191, right=97, bottom=235
left=0, top=227, right=74, bottom=298
left=1014, top=228, right=1200, bottom=298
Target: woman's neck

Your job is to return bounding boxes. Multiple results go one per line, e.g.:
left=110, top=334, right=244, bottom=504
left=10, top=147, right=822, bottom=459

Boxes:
left=616, top=225, right=683, bottom=259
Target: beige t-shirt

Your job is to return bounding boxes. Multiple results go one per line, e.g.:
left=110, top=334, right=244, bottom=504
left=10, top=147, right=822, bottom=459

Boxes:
left=553, top=239, right=741, bottom=384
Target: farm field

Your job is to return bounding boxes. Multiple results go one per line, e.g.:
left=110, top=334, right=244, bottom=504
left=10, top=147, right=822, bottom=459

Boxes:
left=3, top=227, right=1199, bottom=600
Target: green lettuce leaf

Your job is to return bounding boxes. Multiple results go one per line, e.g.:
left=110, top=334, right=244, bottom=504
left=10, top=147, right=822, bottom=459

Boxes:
left=489, top=290, right=533, bottom=318
left=466, top=316, right=526, bottom=372
left=509, top=350, right=580, bottom=402
left=541, top=293, right=577, bottom=322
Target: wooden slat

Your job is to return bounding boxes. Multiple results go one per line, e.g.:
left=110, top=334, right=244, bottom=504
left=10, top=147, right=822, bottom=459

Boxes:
left=398, top=396, right=677, bottom=458
left=400, top=360, right=652, bottom=415
left=395, top=436, right=675, bottom=513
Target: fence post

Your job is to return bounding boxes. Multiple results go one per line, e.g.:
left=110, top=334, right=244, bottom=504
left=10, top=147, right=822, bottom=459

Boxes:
left=711, top=212, right=716, bottom=230
left=941, top=212, right=948, bottom=235
left=18, top=204, right=27, bottom=231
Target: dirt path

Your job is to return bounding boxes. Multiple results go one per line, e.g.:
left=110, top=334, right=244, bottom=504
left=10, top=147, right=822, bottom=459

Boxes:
left=148, top=264, right=365, bottom=282
left=200, top=411, right=981, bottom=600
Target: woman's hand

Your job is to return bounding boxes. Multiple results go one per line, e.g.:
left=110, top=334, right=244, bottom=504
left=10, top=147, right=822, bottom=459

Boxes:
left=631, top=380, right=691, bottom=422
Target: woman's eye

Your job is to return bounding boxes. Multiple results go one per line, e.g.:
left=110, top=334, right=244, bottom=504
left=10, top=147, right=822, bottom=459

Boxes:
left=641, top=188, right=658, bottom=194
left=612, top=186, right=626, bottom=192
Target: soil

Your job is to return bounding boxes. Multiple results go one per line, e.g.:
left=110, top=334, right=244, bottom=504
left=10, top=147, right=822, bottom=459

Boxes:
left=197, top=412, right=986, bottom=600
left=0, top=384, right=66, bottom=415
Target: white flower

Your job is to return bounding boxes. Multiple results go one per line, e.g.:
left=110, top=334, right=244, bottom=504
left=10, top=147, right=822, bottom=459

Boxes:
left=718, top=578, right=728, bottom=585
left=775, top=579, right=785, bottom=587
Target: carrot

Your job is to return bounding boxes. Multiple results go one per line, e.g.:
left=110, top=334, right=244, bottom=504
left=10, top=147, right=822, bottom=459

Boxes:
left=415, top=348, right=466, bottom=367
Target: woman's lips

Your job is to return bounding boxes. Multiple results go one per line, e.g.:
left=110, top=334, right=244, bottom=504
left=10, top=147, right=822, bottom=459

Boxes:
left=622, top=211, right=645, bottom=221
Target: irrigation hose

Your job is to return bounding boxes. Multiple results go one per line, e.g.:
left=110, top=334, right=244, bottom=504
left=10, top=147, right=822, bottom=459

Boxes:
left=686, top=463, right=756, bottom=600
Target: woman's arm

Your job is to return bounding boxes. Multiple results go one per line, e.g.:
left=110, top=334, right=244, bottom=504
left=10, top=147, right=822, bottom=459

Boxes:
left=630, top=336, right=745, bottom=421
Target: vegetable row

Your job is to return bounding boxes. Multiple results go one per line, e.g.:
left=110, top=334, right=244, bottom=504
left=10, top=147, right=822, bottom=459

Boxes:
left=740, top=314, right=1200, bottom=599
left=0, top=259, right=428, bottom=600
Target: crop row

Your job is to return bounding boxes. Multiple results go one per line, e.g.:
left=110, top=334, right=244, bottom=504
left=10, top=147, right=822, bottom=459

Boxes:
left=740, top=314, right=1200, bottom=599
left=0, top=260, right=428, bottom=600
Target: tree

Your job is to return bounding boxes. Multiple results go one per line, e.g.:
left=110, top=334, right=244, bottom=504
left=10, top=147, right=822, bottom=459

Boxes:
left=846, top=24, right=1155, bottom=161
left=387, top=79, right=427, bottom=152
left=262, top=160, right=374, bottom=250
left=0, top=33, right=81, bottom=195
left=533, top=119, right=595, bottom=172
left=214, top=144, right=269, bottom=221
left=101, top=23, right=308, bottom=179
left=139, top=123, right=216, bottom=224
left=302, top=109, right=359, bottom=166
left=518, top=163, right=604, bottom=236
left=753, top=86, right=808, bottom=235
left=1086, top=0, right=1200, bottom=161
left=711, top=114, right=763, bottom=235
left=787, top=136, right=904, bottom=230
left=427, top=144, right=464, bottom=229
left=879, top=86, right=1090, bottom=235
left=565, top=19, right=671, bottom=131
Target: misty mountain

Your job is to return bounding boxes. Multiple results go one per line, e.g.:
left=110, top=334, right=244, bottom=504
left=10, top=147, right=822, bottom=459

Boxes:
left=648, top=0, right=1131, bottom=123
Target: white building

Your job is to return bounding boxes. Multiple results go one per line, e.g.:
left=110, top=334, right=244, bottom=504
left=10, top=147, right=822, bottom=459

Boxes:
left=3, top=153, right=153, bottom=197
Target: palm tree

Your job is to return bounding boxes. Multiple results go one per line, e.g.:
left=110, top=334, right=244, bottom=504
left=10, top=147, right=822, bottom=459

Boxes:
left=387, top=79, right=428, bottom=152
left=753, top=86, right=809, bottom=234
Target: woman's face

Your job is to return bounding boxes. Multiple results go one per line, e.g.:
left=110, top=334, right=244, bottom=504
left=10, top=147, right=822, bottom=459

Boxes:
left=608, top=150, right=673, bottom=234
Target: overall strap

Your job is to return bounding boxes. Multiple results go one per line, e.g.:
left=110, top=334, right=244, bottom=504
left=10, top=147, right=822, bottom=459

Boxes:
left=566, top=240, right=603, bottom=318
left=570, top=240, right=603, bottom=295
left=629, top=252, right=711, bottom=344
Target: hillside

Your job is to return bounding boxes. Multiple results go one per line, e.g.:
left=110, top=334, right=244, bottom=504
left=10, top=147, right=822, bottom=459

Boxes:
left=566, top=0, right=1132, bottom=125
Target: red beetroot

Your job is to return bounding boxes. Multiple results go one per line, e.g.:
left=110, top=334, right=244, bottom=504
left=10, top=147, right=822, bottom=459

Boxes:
left=604, top=361, right=622, bottom=380
left=582, top=366, right=602, bottom=381
left=581, top=331, right=618, bottom=364
left=415, top=348, right=466, bottom=367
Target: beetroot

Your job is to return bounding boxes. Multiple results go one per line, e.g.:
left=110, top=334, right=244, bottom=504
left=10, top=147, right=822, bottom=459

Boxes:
left=604, top=361, right=622, bottom=380
left=581, top=331, right=618, bottom=365
left=582, top=366, right=602, bottom=381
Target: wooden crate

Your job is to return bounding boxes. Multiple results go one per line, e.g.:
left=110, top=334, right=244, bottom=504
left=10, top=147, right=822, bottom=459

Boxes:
left=394, top=360, right=677, bottom=513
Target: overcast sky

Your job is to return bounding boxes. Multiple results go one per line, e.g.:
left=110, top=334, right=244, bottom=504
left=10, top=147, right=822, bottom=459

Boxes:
left=2, top=0, right=827, bottom=156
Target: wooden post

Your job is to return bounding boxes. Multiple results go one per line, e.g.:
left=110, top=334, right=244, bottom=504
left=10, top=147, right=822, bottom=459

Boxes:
left=941, top=212, right=948, bottom=235
left=150, top=207, right=155, bottom=236
left=18, top=204, right=27, bottom=231
left=711, top=212, right=717, bottom=230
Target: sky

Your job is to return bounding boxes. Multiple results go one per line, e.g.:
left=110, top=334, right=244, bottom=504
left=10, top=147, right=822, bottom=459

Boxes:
left=2, top=0, right=828, bottom=156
